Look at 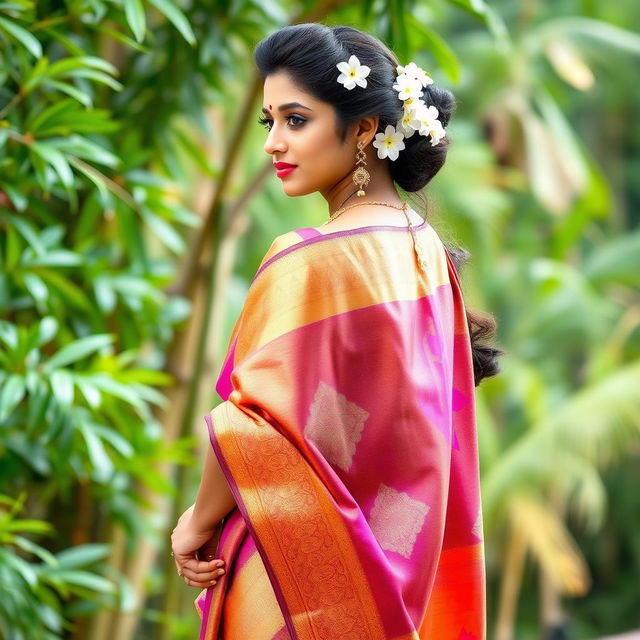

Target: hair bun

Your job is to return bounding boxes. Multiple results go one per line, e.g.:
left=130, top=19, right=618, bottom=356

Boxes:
left=422, top=84, right=456, bottom=128
left=387, top=83, right=456, bottom=193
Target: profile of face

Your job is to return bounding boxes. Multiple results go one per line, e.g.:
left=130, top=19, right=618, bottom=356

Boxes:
left=261, top=71, right=364, bottom=198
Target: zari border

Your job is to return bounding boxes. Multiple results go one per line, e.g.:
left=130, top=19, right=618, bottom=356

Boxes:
left=206, top=405, right=390, bottom=640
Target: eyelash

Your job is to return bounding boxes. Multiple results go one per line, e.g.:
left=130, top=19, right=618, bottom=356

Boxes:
left=257, top=114, right=306, bottom=131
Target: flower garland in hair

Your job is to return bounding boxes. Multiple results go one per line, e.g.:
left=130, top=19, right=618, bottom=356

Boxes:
left=336, top=56, right=446, bottom=161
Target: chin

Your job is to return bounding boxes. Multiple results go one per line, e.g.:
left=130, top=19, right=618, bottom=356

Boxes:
left=281, top=181, right=314, bottom=197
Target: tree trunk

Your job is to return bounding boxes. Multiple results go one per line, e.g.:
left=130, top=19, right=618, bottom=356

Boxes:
left=495, top=524, right=527, bottom=640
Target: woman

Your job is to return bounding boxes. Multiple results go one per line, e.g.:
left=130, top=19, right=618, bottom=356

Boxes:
left=171, top=22, right=502, bottom=640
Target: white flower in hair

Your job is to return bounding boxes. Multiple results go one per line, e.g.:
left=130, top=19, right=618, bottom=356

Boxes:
left=396, top=104, right=421, bottom=138
left=410, top=103, right=446, bottom=146
left=392, top=73, right=423, bottom=101
left=402, top=95, right=425, bottom=112
left=372, top=124, right=406, bottom=161
left=396, top=62, right=434, bottom=88
left=336, top=54, right=371, bottom=90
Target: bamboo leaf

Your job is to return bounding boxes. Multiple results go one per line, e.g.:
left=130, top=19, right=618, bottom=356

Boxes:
left=85, top=374, right=146, bottom=411
left=147, top=0, right=196, bottom=45
left=0, top=321, right=18, bottom=349
left=74, top=376, right=102, bottom=408
left=0, top=374, right=26, bottom=420
left=37, top=268, right=93, bottom=310
left=0, top=15, right=42, bottom=57
left=78, top=422, right=114, bottom=480
left=46, top=55, right=118, bottom=78
left=47, top=68, right=123, bottom=91
left=12, top=535, right=58, bottom=566
left=37, top=316, right=58, bottom=346
left=90, top=424, right=134, bottom=458
left=141, top=208, right=185, bottom=253
left=92, top=22, right=150, bottom=52
left=55, top=544, right=110, bottom=568
left=55, top=136, right=120, bottom=168
left=4, top=214, right=46, bottom=256
left=41, top=78, right=93, bottom=108
left=1, top=550, right=38, bottom=586
left=4, top=518, right=53, bottom=535
left=47, top=570, right=115, bottom=594
left=123, top=0, right=146, bottom=43
left=45, top=334, right=114, bottom=370
left=26, top=250, right=82, bottom=267
left=49, top=369, right=74, bottom=405
left=22, top=54, right=50, bottom=94
left=29, top=142, right=74, bottom=188
left=23, top=272, right=49, bottom=303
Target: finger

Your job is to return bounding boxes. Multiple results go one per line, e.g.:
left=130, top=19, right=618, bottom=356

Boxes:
left=181, top=566, right=225, bottom=583
left=183, top=574, right=221, bottom=589
left=183, top=558, right=225, bottom=574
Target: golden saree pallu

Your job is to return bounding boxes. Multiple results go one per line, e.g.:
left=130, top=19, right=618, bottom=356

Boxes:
left=195, top=220, right=486, bottom=640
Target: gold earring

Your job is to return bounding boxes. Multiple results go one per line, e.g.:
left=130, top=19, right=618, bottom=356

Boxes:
left=352, top=140, right=370, bottom=197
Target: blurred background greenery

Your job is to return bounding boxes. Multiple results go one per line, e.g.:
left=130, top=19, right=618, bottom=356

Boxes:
left=1, top=0, right=639, bottom=638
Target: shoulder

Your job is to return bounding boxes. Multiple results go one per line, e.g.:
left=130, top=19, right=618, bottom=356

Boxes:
left=257, top=231, right=294, bottom=267
left=258, top=227, right=324, bottom=269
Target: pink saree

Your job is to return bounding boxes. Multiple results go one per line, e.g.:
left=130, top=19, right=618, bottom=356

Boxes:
left=195, top=218, right=486, bottom=640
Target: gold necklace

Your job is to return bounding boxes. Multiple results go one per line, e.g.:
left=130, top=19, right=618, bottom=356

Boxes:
left=321, top=199, right=428, bottom=271
left=322, top=200, right=408, bottom=226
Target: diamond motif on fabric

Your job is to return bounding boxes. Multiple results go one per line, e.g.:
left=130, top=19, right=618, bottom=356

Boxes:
left=304, top=380, right=368, bottom=472
left=368, top=484, right=430, bottom=559
left=471, top=507, right=483, bottom=541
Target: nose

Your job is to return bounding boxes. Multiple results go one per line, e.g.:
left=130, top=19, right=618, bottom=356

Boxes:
left=263, top=123, right=286, bottom=156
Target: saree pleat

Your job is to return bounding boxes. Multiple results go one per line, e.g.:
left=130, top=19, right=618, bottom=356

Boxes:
left=195, top=220, right=486, bottom=640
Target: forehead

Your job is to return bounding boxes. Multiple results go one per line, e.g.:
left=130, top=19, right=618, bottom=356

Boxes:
left=262, top=71, right=322, bottom=112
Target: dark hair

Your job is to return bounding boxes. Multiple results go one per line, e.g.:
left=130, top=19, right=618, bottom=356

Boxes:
left=254, top=23, right=504, bottom=385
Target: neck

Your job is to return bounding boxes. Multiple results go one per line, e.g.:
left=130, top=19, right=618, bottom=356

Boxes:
left=322, top=152, right=404, bottom=215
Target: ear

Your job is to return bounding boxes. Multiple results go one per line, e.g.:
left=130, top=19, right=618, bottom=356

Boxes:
left=354, top=115, right=379, bottom=147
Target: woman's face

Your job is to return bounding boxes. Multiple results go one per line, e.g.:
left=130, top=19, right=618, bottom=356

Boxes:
left=261, top=71, right=356, bottom=198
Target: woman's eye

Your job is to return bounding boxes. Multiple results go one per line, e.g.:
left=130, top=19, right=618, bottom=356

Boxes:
left=257, top=114, right=306, bottom=131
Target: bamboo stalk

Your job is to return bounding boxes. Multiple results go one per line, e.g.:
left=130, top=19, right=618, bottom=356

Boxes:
left=539, top=569, right=567, bottom=639
left=88, top=524, right=127, bottom=640
left=494, top=523, right=527, bottom=640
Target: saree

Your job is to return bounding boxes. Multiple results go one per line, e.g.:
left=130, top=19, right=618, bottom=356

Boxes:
left=195, top=217, right=486, bottom=640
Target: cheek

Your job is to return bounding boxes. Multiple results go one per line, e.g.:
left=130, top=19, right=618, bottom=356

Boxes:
left=296, top=125, right=325, bottom=156
left=299, top=128, right=348, bottom=167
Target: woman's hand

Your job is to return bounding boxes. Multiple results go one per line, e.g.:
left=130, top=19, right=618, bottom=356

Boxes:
left=171, top=504, right=225, bottom=588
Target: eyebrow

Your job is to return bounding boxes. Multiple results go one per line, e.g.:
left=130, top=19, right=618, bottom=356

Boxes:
left=261, top=102, right=313, bottom=114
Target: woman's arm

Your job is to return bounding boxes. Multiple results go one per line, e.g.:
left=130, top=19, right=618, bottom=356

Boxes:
left=170, top=445, right=236, bottom=588
left=190, top=444, right=237, bottom=535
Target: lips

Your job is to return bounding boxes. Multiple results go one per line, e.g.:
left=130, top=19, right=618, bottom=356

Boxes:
left=273, top=161, right=297, bottom=179
left=273, top=161, right=297, bottom=169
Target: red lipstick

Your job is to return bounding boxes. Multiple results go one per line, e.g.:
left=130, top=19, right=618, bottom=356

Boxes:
left=273, top=161, right=297, bottom=178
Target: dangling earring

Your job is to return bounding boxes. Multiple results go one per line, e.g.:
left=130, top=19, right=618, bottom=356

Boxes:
left=352, top=140, right=370, bottom=197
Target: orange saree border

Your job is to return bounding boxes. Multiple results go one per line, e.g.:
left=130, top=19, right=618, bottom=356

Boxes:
left=206, top=402, right=390, bottom=640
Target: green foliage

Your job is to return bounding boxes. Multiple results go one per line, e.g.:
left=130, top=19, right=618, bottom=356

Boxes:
left=0, top=1, right=202, bottom=636
left=0, top=494, right=114, bottom=640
